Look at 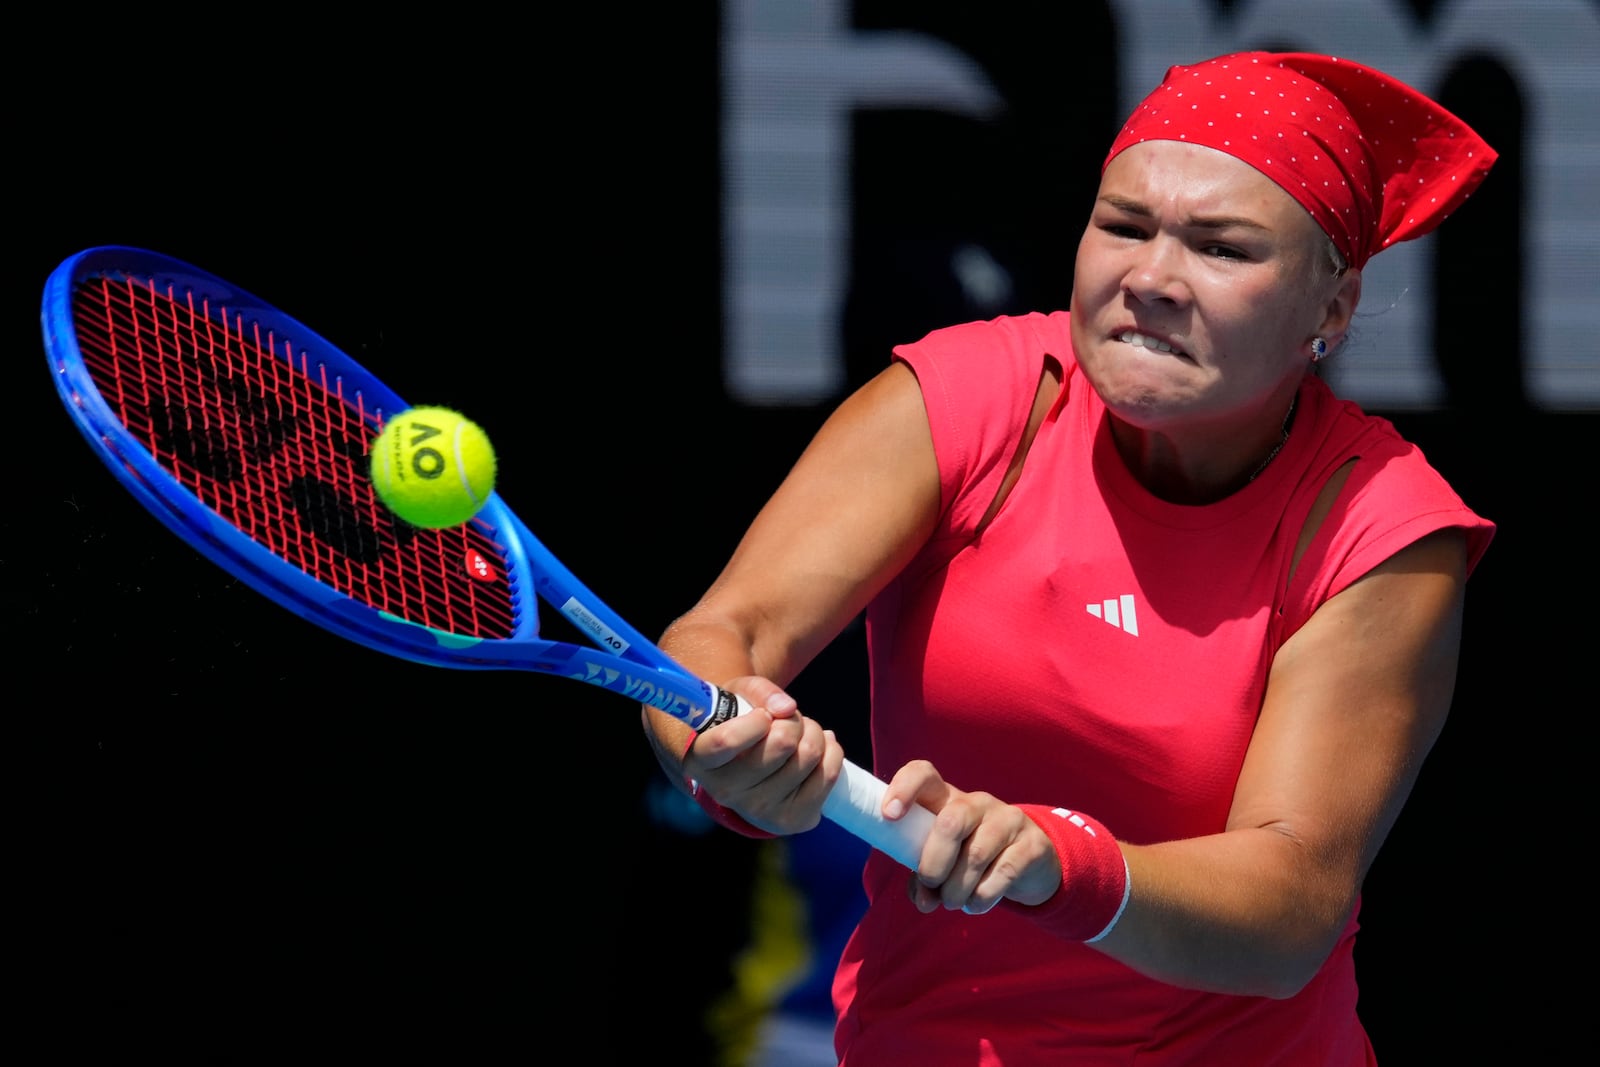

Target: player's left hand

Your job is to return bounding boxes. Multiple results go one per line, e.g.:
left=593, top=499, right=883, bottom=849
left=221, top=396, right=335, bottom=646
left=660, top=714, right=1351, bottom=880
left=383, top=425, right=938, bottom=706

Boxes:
left=885, top=760, right=1063, bottom=915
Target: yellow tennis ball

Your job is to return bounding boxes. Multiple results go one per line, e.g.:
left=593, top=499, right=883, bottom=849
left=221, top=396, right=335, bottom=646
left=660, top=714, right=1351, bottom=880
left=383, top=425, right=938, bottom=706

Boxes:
left=370, top=405, right=497, bottom=528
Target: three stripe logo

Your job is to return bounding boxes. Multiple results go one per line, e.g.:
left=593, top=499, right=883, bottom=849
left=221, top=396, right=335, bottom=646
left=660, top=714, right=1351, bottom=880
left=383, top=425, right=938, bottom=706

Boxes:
left=1086, top=594, right=1139, bottom=636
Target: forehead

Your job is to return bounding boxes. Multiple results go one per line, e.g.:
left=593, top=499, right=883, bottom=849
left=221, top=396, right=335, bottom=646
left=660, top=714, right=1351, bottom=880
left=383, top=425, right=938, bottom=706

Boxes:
left=1101, top=141, right=1317, bottom=234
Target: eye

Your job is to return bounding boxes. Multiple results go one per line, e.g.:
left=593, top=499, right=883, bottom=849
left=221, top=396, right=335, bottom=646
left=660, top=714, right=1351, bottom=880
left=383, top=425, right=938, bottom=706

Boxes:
left=1102, top=222, right=1147, bottom=240
left=1202, top=243, right=1249, bottom=261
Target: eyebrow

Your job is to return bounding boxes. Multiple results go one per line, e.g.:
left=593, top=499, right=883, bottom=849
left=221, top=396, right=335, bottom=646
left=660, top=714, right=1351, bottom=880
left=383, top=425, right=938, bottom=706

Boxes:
left=1098, top=194, right=1270, bottom=233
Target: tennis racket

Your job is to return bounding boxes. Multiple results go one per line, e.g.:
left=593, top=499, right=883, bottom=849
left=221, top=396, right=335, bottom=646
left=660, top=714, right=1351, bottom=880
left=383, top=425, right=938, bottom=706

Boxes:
left=41, top=245, right=934, bottom=869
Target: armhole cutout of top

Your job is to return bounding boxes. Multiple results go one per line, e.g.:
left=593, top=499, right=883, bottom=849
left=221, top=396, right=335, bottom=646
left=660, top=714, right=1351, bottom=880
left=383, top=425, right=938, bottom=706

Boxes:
left=975, top=356, right=1063, bottom=536
left=1288, top=456, right=1359, bottom=588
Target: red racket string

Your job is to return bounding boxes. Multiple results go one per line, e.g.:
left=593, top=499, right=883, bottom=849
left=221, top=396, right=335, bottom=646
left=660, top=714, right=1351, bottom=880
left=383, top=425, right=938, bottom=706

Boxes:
left=68, top=272, right=520, bottom=641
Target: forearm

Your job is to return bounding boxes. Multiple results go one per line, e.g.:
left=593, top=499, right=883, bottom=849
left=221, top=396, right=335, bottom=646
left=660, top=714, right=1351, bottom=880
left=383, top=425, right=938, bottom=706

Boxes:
left=1089, top=829, right=1356, bottom=998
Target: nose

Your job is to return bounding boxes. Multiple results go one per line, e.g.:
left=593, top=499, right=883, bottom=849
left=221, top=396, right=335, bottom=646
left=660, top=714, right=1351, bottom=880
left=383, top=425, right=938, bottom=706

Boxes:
left=1123, top=238, right=1191, bottom=306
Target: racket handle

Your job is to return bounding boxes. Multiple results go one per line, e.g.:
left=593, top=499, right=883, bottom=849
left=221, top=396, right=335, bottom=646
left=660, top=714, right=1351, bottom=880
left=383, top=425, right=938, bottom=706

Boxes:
left=701, top=687, right=935, bottom=869
left=824, top=758, right=936, bottom=871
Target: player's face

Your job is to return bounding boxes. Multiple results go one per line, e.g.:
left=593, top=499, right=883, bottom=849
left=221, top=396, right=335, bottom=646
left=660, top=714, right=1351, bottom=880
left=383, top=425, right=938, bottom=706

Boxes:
left=1069, top=141, right=1345, bottom=431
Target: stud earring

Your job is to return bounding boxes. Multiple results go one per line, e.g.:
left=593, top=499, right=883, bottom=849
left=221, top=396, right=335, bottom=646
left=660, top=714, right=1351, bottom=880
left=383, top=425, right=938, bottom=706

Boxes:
left=1310, top=337, right=1328, bottom=362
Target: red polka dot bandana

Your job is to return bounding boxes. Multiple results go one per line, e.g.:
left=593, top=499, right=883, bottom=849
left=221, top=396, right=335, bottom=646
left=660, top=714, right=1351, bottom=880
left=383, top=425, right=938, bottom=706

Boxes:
left=1104, top=52, right=1498, bottom=270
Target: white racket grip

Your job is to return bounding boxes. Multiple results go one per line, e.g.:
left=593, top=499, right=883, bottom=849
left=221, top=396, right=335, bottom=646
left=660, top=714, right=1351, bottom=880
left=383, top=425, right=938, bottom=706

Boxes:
left=702, top=687, right=935, bottom=870
left=824, top=758, right=936, bottom=871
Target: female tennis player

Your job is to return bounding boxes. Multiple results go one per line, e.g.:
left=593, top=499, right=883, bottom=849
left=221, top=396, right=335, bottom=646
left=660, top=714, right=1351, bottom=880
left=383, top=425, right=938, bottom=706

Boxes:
left=643, top=51, right=1497, bottom=1065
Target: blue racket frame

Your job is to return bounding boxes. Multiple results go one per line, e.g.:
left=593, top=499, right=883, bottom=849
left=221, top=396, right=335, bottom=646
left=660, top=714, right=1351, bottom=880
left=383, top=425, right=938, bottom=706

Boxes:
left=42, top=245, right=730, bottom=730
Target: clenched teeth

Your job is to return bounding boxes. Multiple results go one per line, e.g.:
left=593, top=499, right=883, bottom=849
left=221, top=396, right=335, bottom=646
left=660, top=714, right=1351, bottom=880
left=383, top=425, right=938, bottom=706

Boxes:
left=1119, top=331, right=1177, bottom=353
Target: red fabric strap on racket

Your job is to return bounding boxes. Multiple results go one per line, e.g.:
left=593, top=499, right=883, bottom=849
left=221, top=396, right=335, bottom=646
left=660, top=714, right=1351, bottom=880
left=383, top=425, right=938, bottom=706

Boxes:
left=1013, top=804, right=1130, bottom=943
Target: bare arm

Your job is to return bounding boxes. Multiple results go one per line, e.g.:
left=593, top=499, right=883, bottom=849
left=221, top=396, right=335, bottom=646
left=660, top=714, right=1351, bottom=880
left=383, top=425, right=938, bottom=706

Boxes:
left=640, top=361, right=942, bottom=828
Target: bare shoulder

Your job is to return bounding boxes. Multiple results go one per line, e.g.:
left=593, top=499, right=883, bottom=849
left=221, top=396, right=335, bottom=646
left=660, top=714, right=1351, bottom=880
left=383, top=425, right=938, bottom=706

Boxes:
left=782, top=361, right=939, bottom=513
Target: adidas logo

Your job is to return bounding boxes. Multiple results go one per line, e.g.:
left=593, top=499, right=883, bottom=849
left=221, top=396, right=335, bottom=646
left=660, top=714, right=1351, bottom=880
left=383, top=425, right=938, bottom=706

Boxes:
left=1049, top=808, right=1101, bottom=837
left=1086, top=594, right=1139, bottom=636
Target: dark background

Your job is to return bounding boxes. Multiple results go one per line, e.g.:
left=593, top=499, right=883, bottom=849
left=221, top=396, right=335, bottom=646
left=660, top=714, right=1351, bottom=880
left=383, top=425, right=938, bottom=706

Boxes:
left=13, top=3, right=1592, bottom=1062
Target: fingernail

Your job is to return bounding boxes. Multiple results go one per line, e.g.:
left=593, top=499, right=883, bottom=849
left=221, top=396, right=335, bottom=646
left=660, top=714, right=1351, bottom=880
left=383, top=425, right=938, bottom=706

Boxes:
left=766, top=692, right=797, bottom=713
left=884, top=798, right=904, bottom=819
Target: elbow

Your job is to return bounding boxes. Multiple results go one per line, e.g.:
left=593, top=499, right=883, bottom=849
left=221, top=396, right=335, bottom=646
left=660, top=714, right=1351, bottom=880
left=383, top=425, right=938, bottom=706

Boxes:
left=1116, top=914, right=1347, bottom=999
left=1236, top=841, right=1363, bottom=999
left=1187, top=889, right=1356, bottom=999
left=1200, top=938, right=1340, bottom=1000
left=1234, top=904, right=1355, bottom=1000
left=1132, top=936, right=1338, bottom=999
left=1251, top=962, right=1324, bottom=1001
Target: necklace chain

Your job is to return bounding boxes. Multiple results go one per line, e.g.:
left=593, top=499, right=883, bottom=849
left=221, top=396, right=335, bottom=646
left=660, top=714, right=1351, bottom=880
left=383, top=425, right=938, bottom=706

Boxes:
left=1246, top=395, right=1298, bottom=483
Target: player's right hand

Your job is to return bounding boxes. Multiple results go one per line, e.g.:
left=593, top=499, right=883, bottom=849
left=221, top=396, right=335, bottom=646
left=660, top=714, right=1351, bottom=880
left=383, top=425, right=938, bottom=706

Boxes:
left=685, top=679, right=843, bottom=835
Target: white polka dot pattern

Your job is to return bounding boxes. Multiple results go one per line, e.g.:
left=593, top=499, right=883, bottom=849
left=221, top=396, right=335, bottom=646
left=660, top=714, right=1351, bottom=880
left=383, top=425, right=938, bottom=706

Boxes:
left=1103, top=52, right=1498, bottom=269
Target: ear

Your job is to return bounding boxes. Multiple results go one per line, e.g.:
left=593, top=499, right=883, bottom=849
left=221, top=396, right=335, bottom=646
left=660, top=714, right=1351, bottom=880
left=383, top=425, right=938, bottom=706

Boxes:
left=1317, top=269, right=1362, bottom=346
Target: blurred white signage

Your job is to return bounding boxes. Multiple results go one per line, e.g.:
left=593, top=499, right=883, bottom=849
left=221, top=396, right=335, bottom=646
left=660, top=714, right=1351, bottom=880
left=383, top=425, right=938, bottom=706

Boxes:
left=722, top=0, right=1600, bottom=410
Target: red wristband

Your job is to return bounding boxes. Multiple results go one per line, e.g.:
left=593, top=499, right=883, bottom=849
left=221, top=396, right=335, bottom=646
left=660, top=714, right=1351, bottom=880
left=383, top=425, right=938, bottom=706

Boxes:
left=1015, top=804, right=1130, bottom=943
